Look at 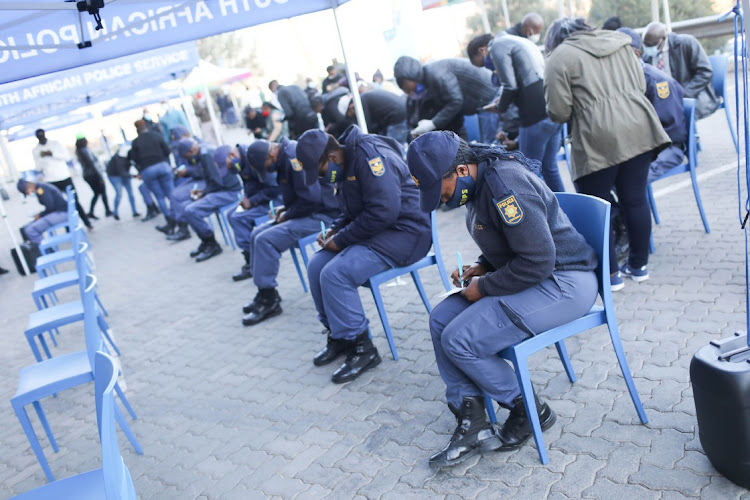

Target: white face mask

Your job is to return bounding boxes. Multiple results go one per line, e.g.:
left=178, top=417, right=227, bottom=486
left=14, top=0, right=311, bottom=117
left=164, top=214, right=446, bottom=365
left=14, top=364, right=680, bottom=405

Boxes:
left=643, top=45, right=659, bottom=59
left=528, top=33, right=541, bottom=44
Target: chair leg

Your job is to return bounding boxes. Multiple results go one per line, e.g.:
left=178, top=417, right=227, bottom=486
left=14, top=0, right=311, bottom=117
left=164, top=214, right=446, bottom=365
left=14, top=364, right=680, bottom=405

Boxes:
left=221, top=213, right=237, bottom=251
left=369, top=284, right=399, bottom=361
left=38, top=335, right=53, bottom=360
left=215, top=212, right=231, bottom=247
left=114, top=382, right=138, bottom=420
left=689, top=168, right=711, bottom=234
left=289, top=248, right=308, bottom=293
left=725, top=103, right=739, bottom=153
left=485, top=395, right=497, bottom=424
left=113, top=403, right=143, bottom=454
left=410, top=270, right=432, bottom=313
left=554, top=341, right=577, bottom=383
left=48, top=330, right=58, bottom=348
left=26, top=333, right=45, bottom=362
left=97, top=315, right=121, bottom=356
left=50, top=291, right=59, bottom=306
left=13, top=403, right=55, bottom=482
left=435, top=255, right=451, bottom=292
left=606, top=315, right=648, bottom=424
left=511, top=353, right=550, bottom=464
left=32, top=401, right=59, bottom=452
left=647, top=183, right=660, bottom=225
left=34, top=293, right=45, bottom=310
left=649, top=233, right=655, bottom=255
left=95, top=292, right=109, bottom=317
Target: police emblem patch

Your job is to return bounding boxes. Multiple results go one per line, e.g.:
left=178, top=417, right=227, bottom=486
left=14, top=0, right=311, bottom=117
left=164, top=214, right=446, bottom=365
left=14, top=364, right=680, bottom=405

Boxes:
left=368, top=157, right=385, bottom=177
left=656, top=81, right=670, bottom=99
left=36, top=187, right=44, bottom=196
left=493, top=194, right=524, bottom=225
left=290, top=158, right=303, bottom=172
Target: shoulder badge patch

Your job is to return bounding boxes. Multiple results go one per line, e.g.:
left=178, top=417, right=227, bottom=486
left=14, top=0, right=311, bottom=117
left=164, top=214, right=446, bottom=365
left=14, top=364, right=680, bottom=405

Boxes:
left=290, top=158, right=303, bottom=172
left=493, top=194, right=524, bottom=225
left=36, top=187, right=44, bottom=196
left=368, top=157, right=385, bottom=177
left=656, top=81, right=670, bottom=99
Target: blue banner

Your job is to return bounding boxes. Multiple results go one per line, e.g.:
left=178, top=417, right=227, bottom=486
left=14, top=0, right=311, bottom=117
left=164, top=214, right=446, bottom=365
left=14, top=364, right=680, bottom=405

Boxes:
left=0, top=0, right=350, bottom=85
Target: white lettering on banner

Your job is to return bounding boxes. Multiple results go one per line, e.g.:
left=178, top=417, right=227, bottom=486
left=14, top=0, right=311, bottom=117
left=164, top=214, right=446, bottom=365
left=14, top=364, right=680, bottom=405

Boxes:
left=129, top=11, right=149, bottom=36
left=194, top=2, right=214, bottom=22
left=255, top=0, right=271, bottom=7
left=37, top=29, right=60, bottom=54
left=220, top=0, right=239, bottom=16
left=0, top=91, right=21, bottom=106
left=156, top=6, right=178, bottom=30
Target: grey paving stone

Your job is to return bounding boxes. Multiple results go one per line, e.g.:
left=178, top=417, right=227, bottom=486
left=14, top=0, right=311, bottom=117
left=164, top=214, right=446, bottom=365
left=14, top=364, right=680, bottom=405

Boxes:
left=630, top=463, right=711, bottom=496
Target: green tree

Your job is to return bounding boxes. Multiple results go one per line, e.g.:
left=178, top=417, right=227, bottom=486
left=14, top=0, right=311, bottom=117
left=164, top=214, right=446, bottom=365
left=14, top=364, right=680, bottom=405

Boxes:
left=588, top=0, right=715, bottom=28
left=466, top=0, right=559, bottom=36
left=197, top=31, right=260, bottom=75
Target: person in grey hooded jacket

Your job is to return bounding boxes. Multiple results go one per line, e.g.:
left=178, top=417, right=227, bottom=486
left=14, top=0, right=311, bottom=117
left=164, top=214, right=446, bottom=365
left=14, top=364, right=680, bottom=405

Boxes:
left=393, top=56, right=497, bottom=139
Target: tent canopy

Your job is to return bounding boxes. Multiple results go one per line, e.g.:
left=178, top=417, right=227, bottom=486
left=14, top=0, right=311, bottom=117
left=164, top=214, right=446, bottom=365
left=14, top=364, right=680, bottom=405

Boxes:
left=0, top=0, right=351, bottom=85
left=7, top=111, right=93, bottom=141
left=182, top=60, right=251, bottom=94
left=101, top=87, right=182, bottom=117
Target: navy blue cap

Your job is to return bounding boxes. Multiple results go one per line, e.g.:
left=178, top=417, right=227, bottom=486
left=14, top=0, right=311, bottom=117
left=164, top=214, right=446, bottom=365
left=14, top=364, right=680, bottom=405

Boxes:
left=246, top=140, right=271, bottom=173
left=296, top=129, right=329, bottom=185
left=17, top=179, right=29, bottom=196
left=406, top=131, right=460, bottom=212
left=617, top=27, right=642, bottom=51
left=213, top=145, right=231, bottom=167
left=170, top=125, right=190, bottom=141
left=176, top=138, right=197, bottom=157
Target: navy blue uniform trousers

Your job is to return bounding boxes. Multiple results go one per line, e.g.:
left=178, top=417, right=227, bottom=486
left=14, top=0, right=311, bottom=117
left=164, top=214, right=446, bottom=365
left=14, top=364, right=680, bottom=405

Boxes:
left=429, top=270, right=597, bottom=408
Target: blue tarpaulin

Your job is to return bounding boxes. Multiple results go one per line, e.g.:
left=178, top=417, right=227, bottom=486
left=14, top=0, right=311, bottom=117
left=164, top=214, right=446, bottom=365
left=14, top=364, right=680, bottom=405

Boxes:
left=0, top=0, right=351, bottom=85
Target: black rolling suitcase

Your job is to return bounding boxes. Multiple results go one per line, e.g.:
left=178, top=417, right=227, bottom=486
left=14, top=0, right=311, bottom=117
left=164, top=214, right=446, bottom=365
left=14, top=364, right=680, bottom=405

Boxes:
left=10, top=242, right=40, bottom=275
left=690, top=333, right=750, bottom=488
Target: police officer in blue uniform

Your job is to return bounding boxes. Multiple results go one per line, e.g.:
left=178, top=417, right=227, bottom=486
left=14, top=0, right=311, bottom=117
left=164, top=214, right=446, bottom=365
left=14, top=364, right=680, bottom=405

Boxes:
left=296, top=126, right=432, bottom=384
left=16, top=179, right=68, bottom=244
left=164, top=138, right=207, bottom=241
left=228, top=143, right=283, bottom=282
left=407, top=131, right=599, bottom=468
left=182, top=144, right=243, bottom=262
left=241, top=138, right=339, bottom=326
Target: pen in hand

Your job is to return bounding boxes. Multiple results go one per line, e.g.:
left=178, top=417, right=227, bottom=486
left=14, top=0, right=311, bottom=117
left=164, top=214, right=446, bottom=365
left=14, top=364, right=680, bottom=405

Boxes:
left=456, top=251, right=466, bottom=288
left=320, top=221, right=327, bottom=240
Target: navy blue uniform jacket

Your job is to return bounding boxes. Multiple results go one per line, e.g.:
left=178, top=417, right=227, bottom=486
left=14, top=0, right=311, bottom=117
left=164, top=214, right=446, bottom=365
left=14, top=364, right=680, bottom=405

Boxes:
left=237, top=144, right=281, bottom=206
left=642, top=61, right=687, bottom=145
left=331, top=126, right=432, bottom=267
left=275, top=138, right=339, bottom=220
left=35, top=182, right=68, bottom=216
left=197, top=146, right=242, bottom=195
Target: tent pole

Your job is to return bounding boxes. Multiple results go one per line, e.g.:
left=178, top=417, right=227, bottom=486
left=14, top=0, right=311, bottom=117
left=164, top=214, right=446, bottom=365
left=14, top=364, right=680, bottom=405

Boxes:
left=101, top=130, right=113, bottom=159
left=651, top=0, right=659, bottom=22
left=500, top=0, right=510, bottom=30
left=476, top=0, right=492, bottom=33
left=0, top=194, right=30, bottom=275
left=662, top=0, right=671, bottom=32
left=0, top=133, right=20, bottom=182
left=179, top=85, right=201, bottom=138
left=199, top=61, right=224, bottom=144
left=331, top=0, right=368, bottom=134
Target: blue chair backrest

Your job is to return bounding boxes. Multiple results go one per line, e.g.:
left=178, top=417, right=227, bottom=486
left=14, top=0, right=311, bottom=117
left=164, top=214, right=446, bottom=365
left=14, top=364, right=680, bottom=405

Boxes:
left=83, top=274, right=104, bottom=371
left=464, top=114, right=480, bottom=143
left=555, top=193, right=610, bottom=298
left=94, top=351, right=136, bottom=500
left=708, top=54, right=728, bottom=100
left=683, top=98, right=697, bottom=163
left=429, top=210, right=442, bottom=256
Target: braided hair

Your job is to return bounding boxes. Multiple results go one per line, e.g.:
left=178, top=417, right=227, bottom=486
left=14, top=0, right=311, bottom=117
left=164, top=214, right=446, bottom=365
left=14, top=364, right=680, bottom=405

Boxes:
left=443, top=138, right=541, bottom=178
left=544, top=17, right=594, bottom=54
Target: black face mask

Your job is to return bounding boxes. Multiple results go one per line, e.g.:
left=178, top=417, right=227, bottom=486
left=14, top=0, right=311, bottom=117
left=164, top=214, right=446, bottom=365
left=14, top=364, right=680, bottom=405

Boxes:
left=188, top=155, right=199, bottom=165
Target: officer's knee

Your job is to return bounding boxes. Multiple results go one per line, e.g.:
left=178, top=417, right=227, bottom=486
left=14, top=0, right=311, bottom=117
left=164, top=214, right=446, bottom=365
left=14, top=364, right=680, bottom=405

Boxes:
left=441, top=324, right=471, bottom=361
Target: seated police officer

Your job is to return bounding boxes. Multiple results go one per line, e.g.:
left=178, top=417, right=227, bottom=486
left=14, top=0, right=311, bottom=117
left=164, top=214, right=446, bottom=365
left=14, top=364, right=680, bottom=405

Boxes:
left=16, top=179, right=68, bottom=244
left=228, top=143, right=283, bottom=282
left=407, top=132, right=599, bottom=468
left=241, top=138, right=339, bottom=326
left=296, top=126, right=432, bottom=384
left=182, top=144, right=243, bottom=262
left=165, top=135, right=207, bottom=241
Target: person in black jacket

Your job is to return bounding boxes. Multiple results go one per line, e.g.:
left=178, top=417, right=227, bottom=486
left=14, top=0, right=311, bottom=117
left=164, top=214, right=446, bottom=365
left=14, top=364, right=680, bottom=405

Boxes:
left=337, top=89, right=408, bottom=142
left=311, top=86, right=349, bottom=138
left=106, top=144, right=140, bottom=220
left=128, top=119, right=174, bottom=229
left=181, top=143, right=243, bottom=262
left=75, top=137, right=112, bottom=219
left=506, top=12, right=544, bottom=43
left=17, top=179, right=69, bottom=244
left=277, top=84, right=319, bottom=139
left=393, top=56, right=496, bottom=139
left=298, top=126, right=432, bottom=384
left=244, top=106, right=267, bottom=139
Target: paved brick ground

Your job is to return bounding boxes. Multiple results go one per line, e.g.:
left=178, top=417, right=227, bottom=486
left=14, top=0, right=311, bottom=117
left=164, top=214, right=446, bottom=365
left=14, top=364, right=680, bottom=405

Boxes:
left=2, top=107, right=750, bottom=499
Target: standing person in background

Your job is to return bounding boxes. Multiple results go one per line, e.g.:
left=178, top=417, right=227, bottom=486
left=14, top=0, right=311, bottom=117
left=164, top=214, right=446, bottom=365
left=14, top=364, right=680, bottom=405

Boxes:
left=244, top=106, right=267, bottom=139
left=32, top=129, right=92, bottom=230
left=322, top=65, right=340, bottom=94
left=75, top=136, right=112, bottom=219
left=261, top=102, right=285, bottom=142
left=506, top=12, right=544, bottom=42
left=159, top=100, right=190, bottom=144
left=106, top=144, right=140, bottom=221
left=276, top=83, right=319, bottom=139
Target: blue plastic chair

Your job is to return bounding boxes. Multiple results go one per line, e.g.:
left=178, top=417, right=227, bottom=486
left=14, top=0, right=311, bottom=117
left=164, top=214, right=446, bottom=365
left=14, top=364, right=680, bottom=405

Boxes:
left=288, top=232, right=322, bottom=293
left=709, top=54, right=738, bottom=152
left=463, top=114, right=480, bottom=143
left=41, top=187, right=76, bottom=246
left=11, top=274, right=142, bottom=483
left=484, top=193, right=648, bottom=464
left=11, top=351, right=138, bottom=499
left=647, top=98, right=710, bottom=252
left=363, top=211, right=451, bottom=360
left=211, top=198, right=241, bottom=250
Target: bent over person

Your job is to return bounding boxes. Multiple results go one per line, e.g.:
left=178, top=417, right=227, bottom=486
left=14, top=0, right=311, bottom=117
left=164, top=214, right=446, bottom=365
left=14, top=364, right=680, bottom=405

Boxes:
left=406, top=132, right=599, bottom=468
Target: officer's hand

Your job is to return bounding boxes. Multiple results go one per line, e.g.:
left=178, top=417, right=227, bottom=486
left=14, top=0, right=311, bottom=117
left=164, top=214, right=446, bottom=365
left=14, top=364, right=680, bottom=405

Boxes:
left=461, top=277, right=483, bottom=302
left=451, top=265, right=471, bottom=287
left=34, top=214, right=41, bottom=221
left=317, top=229, right=337, bottom=247
left=240, top=198, right=252, bottom=210
left=410, top=119, right=436, bottom=138
left=322, top=235, right=341, bottom=252
left=496, top=130, right=508, bottom=142
left=503, top=138, right=519, bottom=151
left=190, top=189, right=203, bottom=200
left=275, top=211, right=287, bottom=224
left=453, top=262, right=488, bottom=287
left=175, top=168, right=187, bottom=177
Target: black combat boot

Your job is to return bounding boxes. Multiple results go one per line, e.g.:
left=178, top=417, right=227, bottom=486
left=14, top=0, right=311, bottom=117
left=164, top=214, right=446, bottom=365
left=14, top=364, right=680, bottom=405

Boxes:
left=429, top=396, right=502, bottom=468
left=331, top=331, right=381, bottom=384
left=313, top=329, right=350, bottom=366
left=497, top=393, right=557, bottom=451
left=242, top=291, right=261, bottom=314
left=242, top=288, right=282, bottom=326
left=167, top=222, right=191, bottom=241
left=232, top=250, right=253, bottom=281
left=156, top=217, right=176, bottom=235
left=141, top=204, right=159, bottom=222
left=195, top=236, right=223, bottom=262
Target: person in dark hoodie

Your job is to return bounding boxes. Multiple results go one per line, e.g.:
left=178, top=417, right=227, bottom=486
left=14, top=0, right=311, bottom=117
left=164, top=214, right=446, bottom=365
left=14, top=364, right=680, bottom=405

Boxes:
left=75, top=136, right=112, bottom=219
left=277, top=84, right=319, bottom=139
left=336, top=89, right=408, bottom=143
left=310, top=86, right=349, bottom=138
left=17, top=179, right=69, bottom=244
left=544, top=18, right=670, bottom=290
left=393, top=56, right=497, bottom=140
left=297, top=126, right=432, bottom=384
left=181, top=144, right=243, bottom=262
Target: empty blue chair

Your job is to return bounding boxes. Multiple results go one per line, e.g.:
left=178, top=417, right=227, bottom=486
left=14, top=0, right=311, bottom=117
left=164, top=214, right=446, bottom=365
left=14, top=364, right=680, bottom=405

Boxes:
left=11, top=274, right=141, bottom=483
left=709, top=54, right=738, bottom=152
left=288, top=232, right=323, bottom=293
left=484, top=193, right=648, bottom=464
left=11, top=351, right=137, bottom=499
left=363, top=211, right=451, bottom=360
left=463, top=114, right=480, bottom=143
left=647, top=98, right=710, bottom=253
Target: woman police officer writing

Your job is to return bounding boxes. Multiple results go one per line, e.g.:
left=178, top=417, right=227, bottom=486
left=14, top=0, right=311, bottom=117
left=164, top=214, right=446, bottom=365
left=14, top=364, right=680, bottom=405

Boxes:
left=406, top=131, right=599, bottom=468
